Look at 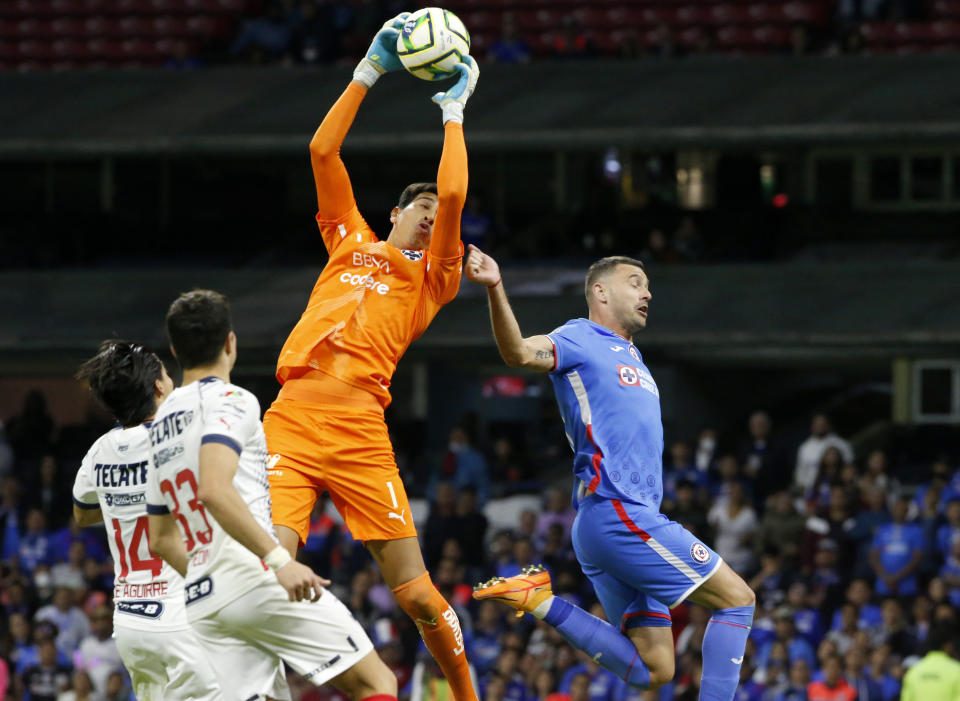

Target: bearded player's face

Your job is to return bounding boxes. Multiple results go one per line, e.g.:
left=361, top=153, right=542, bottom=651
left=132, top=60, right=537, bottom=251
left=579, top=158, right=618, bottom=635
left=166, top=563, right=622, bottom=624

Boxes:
left=391, top=193, right=438, bottom=249
left=606, top=264, right=651, bottom=334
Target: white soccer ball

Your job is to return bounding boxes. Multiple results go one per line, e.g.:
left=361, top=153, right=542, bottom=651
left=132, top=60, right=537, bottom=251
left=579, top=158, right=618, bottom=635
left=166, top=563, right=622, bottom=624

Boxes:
left=396, top=7, right=471, bottom=82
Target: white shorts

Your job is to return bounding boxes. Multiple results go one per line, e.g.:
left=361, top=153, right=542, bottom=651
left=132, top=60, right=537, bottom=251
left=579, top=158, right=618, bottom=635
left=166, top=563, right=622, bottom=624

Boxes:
left=115, top=625, right=223, bottom=701
left=191, top=579, right=374, bottom=700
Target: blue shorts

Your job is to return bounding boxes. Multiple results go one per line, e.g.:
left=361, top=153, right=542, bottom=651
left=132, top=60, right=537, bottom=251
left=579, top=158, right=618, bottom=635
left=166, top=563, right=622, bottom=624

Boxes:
left=571, top=495, right=722, bottom=632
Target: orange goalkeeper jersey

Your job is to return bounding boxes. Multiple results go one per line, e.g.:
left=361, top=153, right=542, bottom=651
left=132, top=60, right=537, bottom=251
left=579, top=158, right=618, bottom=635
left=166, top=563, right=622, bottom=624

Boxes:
left=275, top=82, right=466, bottom=408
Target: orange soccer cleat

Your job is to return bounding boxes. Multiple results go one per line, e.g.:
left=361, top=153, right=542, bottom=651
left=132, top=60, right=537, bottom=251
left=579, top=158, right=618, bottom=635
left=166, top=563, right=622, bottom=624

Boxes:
left=473, top=564, right=553, bottom=618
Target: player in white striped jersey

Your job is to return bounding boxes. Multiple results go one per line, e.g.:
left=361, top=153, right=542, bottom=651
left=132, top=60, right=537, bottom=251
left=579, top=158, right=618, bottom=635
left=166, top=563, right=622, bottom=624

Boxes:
left=146, top=289, right=397, bottom=701
left=72, top=340, right=225, bottom=700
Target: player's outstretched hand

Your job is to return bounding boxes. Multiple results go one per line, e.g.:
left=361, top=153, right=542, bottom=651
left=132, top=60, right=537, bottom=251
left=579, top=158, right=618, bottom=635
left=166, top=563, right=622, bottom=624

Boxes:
left=465, top=244, right=501, bottom=288
left=276, top=561, right=330, bottom=603
left=432, top=55, right=479, bottom=125
left=353, top=12, right=410, bottom=89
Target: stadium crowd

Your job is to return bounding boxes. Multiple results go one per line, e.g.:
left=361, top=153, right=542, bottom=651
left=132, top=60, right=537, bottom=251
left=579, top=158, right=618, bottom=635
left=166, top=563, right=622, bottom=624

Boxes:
left=1, top=387, right=959, bottom=700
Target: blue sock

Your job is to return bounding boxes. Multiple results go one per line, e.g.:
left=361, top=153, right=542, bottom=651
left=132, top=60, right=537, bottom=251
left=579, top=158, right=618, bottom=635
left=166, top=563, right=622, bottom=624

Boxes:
left=699, top=606, right=754, bottom=701
left=544, top=597, right=650, bottom=688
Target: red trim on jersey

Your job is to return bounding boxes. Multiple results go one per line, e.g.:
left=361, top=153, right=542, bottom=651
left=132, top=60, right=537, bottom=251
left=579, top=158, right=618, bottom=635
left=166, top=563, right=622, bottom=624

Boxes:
left=612, top=499, right=652, bottom=542
left=585, top=425, right=603, bottom=492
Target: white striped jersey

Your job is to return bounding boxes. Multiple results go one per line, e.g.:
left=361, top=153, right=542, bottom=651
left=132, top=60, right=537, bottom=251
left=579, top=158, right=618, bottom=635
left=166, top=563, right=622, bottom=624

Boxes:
left=73, top=425, right=189, bottom=631
left=145, top=376, right=277, bottom=619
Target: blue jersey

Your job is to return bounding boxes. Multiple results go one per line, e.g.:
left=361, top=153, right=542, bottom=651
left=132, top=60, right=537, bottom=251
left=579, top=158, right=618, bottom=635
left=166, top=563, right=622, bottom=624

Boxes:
left=547, top=319, right=664, bottom=510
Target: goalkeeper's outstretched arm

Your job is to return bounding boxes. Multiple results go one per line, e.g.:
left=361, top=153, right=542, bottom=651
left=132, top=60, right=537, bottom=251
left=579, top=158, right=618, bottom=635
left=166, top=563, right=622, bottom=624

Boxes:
left=431, top=56, right=480, bottom=260
left=309, top=13, right=410, bottom=222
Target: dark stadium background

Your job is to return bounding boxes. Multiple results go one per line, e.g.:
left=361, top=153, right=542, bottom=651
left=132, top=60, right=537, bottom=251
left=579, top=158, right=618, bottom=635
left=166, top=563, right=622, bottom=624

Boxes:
left=2, top=0, right=960, bottom=699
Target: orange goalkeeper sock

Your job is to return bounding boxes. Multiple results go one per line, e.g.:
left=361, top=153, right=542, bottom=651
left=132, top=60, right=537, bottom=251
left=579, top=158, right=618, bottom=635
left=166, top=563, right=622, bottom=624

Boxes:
left=393, top=572, right=477, bottom=701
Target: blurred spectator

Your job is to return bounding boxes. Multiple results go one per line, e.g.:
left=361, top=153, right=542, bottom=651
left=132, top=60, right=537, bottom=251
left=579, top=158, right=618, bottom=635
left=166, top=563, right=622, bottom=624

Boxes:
left=935, top=495, right=960, bottom=563
left=6, top=390, right=55, bottom=465
left=810, top=446, right=845, bottom=506
left=866, top=643, right=902, bottom=700
left=829, top=578, right=882, bottom=631
left=739, top=411, right=790, bottom=501
left=756, top=606, right=817, bottom=671
left=870, top=496, right=924, bottom=598
left=754, top=491, right=805, bottom=568
left=434, top=426, right=490, bottom=507
left=535, top=488, right=575, bottom=546
left=18, top=509, right=54, bottom=576
left=26, top=455, right=72, bottom=530
left=859, top=450, right=899, bottom=501
left=938, top=538, right=960, bottom=607
left=693, top=427, right=718, bottom=475
left=488, top=13, right=530, bottom=64
left=807, top=653, right=855, bottom=700
left=771, top=658, right=811, bottom=700
left=35, top=587, right=89, bottom=658
left=230, top=0, right=296, bottom=62
left=667, top=480, right=709, bottom=541
left=749, top=547, right=789, bottom=610
left=101, top=670, right=131, bottom=701
left=50, top=542, right=86, bottom=591
left=424, top=482, right=458, bottom=569
left=55, top=670, right=95, bottom=701
left=874, top=598, right=915, bottom=658
left=707, top=481, right=757, bottom=574
left=17, top=632, right=72, bottom=701
left=825, top=602, right=859, bottom=655
left=801, top=486, right=855, bottom=572
left=289, top=0, right=338, bottom=64
left=1, top=476, right=23, bottom=560
left=842, top=646, right=882, bottom=700
left=74, top=605, right=122, bottom=695
left=552, top=18, right=595, bottom=60
left=452, top=487, right=489, bottom=571
left=848, top=487, right=890, bottom=579
left=794, top=414, right=853, bottom=494
left=786, top=580, right=824, bottom=649
left=489, top=437, right=532, bottom=496
left=8, top=612, right=36, bottom=674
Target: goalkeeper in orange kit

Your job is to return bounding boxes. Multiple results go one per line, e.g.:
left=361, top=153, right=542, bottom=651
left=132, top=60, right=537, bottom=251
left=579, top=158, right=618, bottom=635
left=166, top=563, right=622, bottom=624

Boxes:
left=262, top=13, right=480, bottom=701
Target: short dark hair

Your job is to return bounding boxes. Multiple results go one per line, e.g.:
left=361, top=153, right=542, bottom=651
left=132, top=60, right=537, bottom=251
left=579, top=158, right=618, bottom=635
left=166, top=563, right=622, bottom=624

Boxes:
left=928, top=622, right=960, bottom=653
left=165, top=289, right=232, bottom=370
left=584, top=256, right=645, bottom=304
left=76, top=340, right=164, bottom=427
left=397, top=183, right=438, bottom=209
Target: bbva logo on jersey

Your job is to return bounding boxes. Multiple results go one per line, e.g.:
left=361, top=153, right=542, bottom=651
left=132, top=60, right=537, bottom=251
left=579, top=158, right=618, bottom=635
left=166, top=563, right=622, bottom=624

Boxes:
left=617, top=365, right=660, bottom=397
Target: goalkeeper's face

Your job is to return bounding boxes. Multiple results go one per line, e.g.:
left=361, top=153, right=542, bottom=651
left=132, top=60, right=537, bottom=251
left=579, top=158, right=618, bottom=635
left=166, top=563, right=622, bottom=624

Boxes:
left=389, top=193, right=439, bottom=250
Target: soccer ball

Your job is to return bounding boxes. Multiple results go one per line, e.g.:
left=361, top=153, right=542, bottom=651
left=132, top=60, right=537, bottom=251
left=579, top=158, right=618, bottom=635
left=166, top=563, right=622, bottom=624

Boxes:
left=397, top=7, right=471, bottom=81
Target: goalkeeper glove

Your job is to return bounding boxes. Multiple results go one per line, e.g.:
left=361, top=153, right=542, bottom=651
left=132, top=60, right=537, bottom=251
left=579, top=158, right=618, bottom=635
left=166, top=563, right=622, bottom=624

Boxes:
left=431, top=55, right=479, bottom=125
left=353, top=12, right=410, bottom=89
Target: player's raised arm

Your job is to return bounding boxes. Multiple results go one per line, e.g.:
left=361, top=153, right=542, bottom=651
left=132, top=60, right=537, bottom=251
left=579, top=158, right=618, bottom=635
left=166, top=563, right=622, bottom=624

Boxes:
left=465, top=244, right=555, bottom=372
left=310, top=13, right=409, bottom=223
left=430, top=57, right=479, bottom=259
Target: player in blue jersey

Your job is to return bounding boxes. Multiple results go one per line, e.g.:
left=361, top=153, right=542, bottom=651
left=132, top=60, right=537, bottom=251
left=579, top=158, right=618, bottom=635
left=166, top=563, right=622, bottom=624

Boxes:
left=466, top=247, right=756, bottom=701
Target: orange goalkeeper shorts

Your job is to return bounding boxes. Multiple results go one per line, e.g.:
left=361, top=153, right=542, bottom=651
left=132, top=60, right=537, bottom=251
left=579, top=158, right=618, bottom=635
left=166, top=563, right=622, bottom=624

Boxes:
left=262, top=378, right=417, bottom=547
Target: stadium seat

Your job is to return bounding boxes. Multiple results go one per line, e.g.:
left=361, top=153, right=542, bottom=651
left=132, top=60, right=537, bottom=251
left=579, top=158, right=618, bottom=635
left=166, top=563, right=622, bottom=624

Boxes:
left=676, top=6, right=708, bottom=25
left=50, top=17, right=84, bottom=36
left=0, top=19, right=14, bottom=37
left=709, top=4, right=752, bottom=26
left=464, top=11, right=498, bottom=33
left=933, top=19, right=960, bottom=38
